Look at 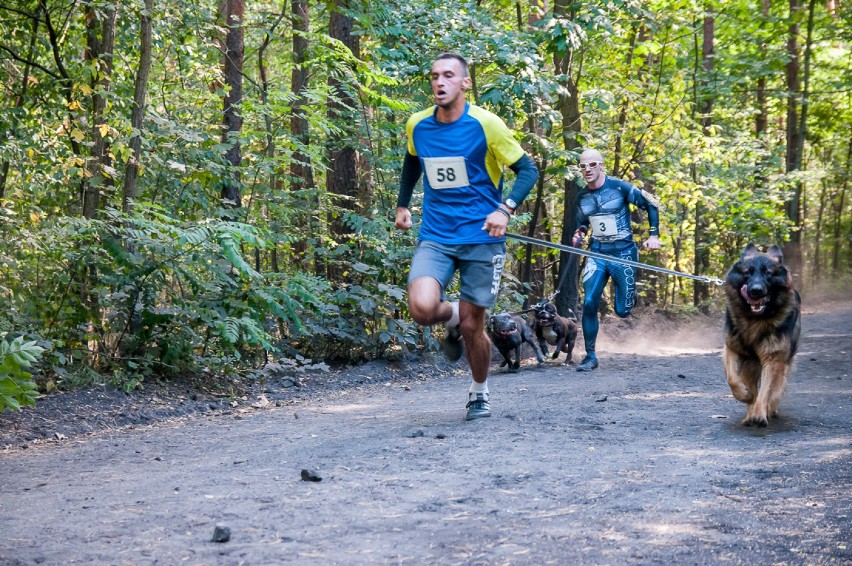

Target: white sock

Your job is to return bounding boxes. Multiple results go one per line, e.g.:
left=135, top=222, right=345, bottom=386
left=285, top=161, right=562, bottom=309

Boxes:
left=446, top=301, right=460, bottom=327
left=469, top=381, right=488, bottom=399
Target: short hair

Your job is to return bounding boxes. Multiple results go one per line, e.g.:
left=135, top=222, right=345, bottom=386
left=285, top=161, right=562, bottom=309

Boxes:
left=434, top=52, right=469, bottom=77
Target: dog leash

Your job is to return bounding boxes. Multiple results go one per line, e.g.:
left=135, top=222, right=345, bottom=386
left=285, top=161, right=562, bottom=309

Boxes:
left=507, top=233, right=725, bottom=286
left=505, top=290, right=560, bottom=316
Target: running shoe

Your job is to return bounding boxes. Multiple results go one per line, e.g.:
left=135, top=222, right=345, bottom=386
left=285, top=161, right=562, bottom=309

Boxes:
left=576, top=355, right=599, bottom=372
left=465, top=393, right=491, bottom=420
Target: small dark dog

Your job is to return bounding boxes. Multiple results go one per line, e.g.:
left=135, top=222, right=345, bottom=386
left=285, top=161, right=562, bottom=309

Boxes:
left=531, top=299, right=578, bottom=364
left=489, top=313, right=545, bottom=371
left=723, top=243, right=801, bottom=427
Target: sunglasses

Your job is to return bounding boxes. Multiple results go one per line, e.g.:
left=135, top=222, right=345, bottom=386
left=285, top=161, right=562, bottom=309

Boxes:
left=578, top=162, right=601, bottom=171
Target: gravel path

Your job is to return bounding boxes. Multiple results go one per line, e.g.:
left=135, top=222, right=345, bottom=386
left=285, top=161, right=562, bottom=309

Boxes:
left=1, top=301, right=850, bottom=565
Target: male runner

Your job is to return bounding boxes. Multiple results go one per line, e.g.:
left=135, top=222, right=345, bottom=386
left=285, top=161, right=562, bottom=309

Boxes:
left=572, top=149, right=661, bottom=372
left=394, top=53, right=538, bottom=420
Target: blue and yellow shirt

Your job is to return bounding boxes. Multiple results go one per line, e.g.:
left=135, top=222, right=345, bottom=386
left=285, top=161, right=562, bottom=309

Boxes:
left=406, top=103, right=525, bottom=244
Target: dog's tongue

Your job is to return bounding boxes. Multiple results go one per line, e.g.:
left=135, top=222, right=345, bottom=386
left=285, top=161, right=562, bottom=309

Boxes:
left=740, top=283, right=769, bottom=313
left=740, top=284, right=759, bottom=304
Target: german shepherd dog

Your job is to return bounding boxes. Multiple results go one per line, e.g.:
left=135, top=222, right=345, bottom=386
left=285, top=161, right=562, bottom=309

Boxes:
left=723, top=243, right=801, bottom=427
left=530, top=298, right=578, bottom=364
left=489, top=313, right=545, bottom=371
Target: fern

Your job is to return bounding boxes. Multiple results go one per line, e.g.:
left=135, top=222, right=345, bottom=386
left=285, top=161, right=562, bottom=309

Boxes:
left=219, top=235, right=261, bottom=280
left=180, top=225, right=213, bottom=246
left=221, top=317, right=241, bottom=345
left=237, top=317, right=271, bottom=350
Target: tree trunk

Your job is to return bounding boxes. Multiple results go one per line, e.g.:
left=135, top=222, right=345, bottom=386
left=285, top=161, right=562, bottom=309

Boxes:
left=755, top=0, right=770, bottom=140
left=522, top=164, right=547, bottom=305
left=517, top=0, right=546, bottom=303
left=326, top=0, right=360, bottom=259
left=82, top=0, right=118, bottom=220
left=813, top=180, right=827, bottom=281
left=288, top=0, right=317, bottom=268
left=41, top=0, right=83, bottom=164
left=77, top=0, right=118, bottom=355
left=692, top=5, right=714, bottom=313
left=258, top=7, right=288, bottom=272
left=833, top=136, right=851, bottom=271
left=792, top=0, right=817, bottom=275
left=290, top=0, right=313, bottom=195
left=0, top=5, right=40, bottom=199
left=220, top=0, right=244, bottom=209
left=122, top=0, right=153, bottom=213
left=783, top=0, right=803, bottom=280
left=552, top=0, right=582, bottom=317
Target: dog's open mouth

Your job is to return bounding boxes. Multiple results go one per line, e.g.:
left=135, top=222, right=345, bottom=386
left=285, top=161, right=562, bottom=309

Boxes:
left=740, top=284, right=769, bottom=314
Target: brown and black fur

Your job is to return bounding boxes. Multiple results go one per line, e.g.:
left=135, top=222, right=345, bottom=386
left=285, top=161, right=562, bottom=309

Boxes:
left=723, top=243, right=801, bottom=427
left=530, top=300, right=578, bottom=364
left=489, top=313, right=545, bottom=371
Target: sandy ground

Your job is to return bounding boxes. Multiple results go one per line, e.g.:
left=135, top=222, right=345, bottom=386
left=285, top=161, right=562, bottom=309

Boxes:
left=0, top=300, right=850, bottom=565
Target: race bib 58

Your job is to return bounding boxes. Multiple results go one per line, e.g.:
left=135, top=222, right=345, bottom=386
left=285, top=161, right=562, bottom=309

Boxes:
left=423, top=156, right=469, bottom=189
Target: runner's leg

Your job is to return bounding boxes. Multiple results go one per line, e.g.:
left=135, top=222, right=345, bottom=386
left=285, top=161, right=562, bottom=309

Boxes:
left=581, top=257, right=610, bottom=357
left=610, top=246, right=639, bottom=318
left=408, top=277, right=453, bottom=326
left=460, top=301, right=490, bottom=384
left=406, top=240, right=457, bottom=326
left=457, top=243, right=504, bottom=419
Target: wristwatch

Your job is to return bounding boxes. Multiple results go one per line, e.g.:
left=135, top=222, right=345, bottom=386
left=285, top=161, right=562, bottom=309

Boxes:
left=503, top=198, right=517, bottom=212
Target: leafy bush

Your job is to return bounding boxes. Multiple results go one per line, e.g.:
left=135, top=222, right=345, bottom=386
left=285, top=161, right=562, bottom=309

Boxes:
left=290, top=211, right=422, bottom=362
left=0, top=201, right=427, bottom=398
left=0, top=336, right=44, bottom=412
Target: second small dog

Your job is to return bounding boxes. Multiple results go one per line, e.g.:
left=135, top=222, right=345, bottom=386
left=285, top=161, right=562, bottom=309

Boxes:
left=531, top=300, right=578, bottom=364
left=489, top=313, right=545, bottom=371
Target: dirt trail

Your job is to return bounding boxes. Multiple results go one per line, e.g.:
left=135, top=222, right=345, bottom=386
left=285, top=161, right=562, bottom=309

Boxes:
left=1, top=301, right=850, bottom=565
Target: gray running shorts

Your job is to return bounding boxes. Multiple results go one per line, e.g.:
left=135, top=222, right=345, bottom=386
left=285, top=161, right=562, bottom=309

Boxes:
left=408, top=239, right=506, bottom=308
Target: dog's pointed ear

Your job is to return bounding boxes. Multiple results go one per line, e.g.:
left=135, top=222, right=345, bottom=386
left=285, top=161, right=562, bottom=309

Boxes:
left=766, top=244, right=783, bottom=264
left=741, top=243, right=760, bottom=260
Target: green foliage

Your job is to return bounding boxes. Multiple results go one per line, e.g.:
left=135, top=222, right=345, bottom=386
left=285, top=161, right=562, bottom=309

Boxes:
left=293, top=211, right=420, bottom=361
left=0, top=0, right=849, bottom=406
left=0, top=336, right=44, bottom=412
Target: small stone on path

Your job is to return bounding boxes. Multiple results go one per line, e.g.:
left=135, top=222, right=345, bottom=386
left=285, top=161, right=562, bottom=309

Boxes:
left=301, top=469, right=322, bottom=482
left=212, top=525, right=231, bottom=543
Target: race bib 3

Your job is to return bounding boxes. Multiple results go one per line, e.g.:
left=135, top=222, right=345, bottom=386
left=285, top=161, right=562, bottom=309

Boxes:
left=589, top=214, right=617, bottom=238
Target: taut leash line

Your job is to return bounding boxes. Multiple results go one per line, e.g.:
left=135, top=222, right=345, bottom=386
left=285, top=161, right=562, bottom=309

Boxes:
left=506, top=233, right=725, bottom=286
